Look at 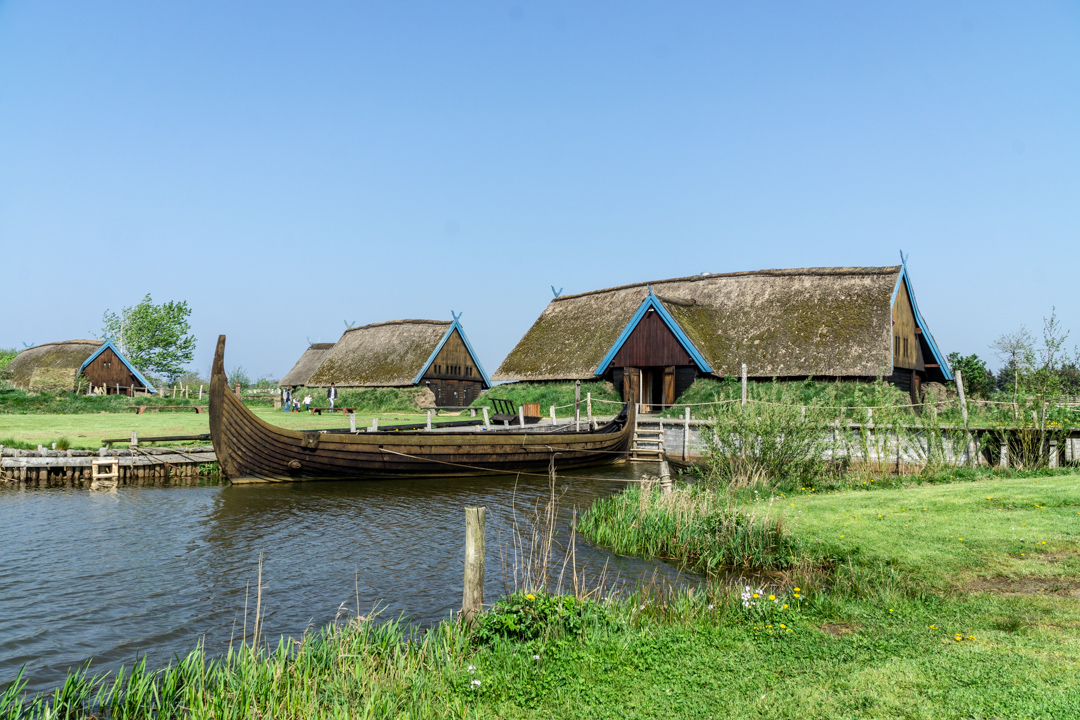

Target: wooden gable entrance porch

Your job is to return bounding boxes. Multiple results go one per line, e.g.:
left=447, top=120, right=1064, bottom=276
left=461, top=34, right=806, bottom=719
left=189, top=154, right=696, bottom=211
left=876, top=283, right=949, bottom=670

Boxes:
left=608, top=307, right=698, bottom=413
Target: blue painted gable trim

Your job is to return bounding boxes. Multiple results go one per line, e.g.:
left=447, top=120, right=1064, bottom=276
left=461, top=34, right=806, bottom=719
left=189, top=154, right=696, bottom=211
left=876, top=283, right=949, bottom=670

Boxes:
left=79, top=339, right=158, bottom=393
left=412, top=319, right=492, bottom=388
left=893, top=260, right=953, bottom=381
left=594, top=288, right=713, bottom=375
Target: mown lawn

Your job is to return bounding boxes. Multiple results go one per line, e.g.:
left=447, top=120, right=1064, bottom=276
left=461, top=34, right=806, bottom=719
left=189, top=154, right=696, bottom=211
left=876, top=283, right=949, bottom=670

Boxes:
left=0, top=408, right=459, bottom=448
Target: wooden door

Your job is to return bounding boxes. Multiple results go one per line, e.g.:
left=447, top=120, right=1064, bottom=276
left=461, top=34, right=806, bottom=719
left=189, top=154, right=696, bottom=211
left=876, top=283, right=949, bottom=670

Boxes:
left=663, top=366, right=675, bottom=407
left=623, top=367, right=640, bottom=409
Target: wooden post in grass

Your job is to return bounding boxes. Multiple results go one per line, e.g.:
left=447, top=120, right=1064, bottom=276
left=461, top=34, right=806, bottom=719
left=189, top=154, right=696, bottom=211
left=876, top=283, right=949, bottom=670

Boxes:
left=587, top=392, right=593, bottom=426
left=955, top=369, right=975, bottom=467
left=659, top=458, right=672, bottom=494
left=482, top=407, right=490, bottom=429
left=518, top=405, right=525, bottom=427
left=426, top=411, right=432, bottom=431
left=463, top=507, right=486, bottom=623
left=369, top=418, right=379, bottom=432
left=550, top=405, right=556, bottom=425
left=349, top=413, right=357, bottom=433
left=741, top=364, right=747, bottom=407
left=130, top=431, right=138, bottom=448
left=1000, top=439, right=1008, bottom=468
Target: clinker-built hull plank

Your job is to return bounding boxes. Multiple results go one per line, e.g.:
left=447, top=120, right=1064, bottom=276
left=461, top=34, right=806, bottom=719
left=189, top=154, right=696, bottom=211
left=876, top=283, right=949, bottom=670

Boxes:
left=209, top=336, right=633, bottom=482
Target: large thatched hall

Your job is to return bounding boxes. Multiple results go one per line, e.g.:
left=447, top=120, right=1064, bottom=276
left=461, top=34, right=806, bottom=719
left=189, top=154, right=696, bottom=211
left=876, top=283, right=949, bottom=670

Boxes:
left=493, top=263, right=951, bottom=410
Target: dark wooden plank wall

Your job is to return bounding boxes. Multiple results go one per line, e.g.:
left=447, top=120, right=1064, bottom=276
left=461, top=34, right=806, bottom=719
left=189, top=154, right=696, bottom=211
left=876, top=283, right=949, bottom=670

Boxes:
left=422, top=378, right=484, bottom=407
left=609, top=309, right=696, bottom=368
left=81, top=347, right=146, bottom=395
left=422, top=330, right=483, bottom=383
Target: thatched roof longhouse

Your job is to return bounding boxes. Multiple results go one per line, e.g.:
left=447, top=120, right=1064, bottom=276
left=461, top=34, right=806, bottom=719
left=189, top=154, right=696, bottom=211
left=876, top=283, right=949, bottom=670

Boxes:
left=307, top=319, right=490, bottom=388
left=494, top=265, right=951, bottom=382
left=4, top=340, right=101, bottom=390
left=279, top=343, right=335, bottom=387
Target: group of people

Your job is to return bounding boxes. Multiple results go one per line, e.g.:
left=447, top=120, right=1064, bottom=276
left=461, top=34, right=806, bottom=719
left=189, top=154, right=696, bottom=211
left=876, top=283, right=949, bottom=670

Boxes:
left=280, top=383, right=338, bottom=413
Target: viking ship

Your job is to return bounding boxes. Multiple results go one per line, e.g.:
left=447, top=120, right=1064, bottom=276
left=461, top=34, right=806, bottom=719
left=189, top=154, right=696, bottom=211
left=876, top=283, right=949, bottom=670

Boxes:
left=209, top=336, right=634, bottom=482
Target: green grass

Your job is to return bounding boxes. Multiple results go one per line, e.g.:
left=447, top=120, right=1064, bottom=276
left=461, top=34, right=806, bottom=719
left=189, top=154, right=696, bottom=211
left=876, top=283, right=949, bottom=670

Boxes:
left=5, top=474, right=1079, bottom=718
left=0, top=408, right=458, bottom=449
left=472, top=381, right=622, bottom=418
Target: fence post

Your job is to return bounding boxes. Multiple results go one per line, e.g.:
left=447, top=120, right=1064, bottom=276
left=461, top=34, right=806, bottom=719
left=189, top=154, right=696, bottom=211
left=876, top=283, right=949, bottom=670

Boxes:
left=1049, top=439, right=1059, bottom=468
left=550, top=405, right=556, bottom=425
left=518, top=405, right=525, bottom=427
left=369, top=418, right=379, bottom=432
left=234, top=383, right=240, bottom=399
left=575, top=380, right=581, bottom=431
left=1000, top=439, right=1008, bottom=468
left=954, top=369, right=975, bottom=467
left=587, top=392, right=593, bottom=425
left=482, top=407, right=490, bottom=429
left=349, top=413, right=357, bottom=433
left=426, top=411, right=432, bottom=431
left=741, top=364, right=747, bottom=407
left=131, top=431, right=138, bottom=448
left=683, top=407, right=690, bottom=461
left=199, top=385, right=203, bottom=400
left=462, top=507, right=486, bottom=623
left=659, top=458, right=672, bottom=494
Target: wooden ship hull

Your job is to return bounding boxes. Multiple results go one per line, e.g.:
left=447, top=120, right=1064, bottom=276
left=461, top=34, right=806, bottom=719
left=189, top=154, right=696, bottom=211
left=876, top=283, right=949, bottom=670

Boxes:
left=209, top=336, right=634, bottom=482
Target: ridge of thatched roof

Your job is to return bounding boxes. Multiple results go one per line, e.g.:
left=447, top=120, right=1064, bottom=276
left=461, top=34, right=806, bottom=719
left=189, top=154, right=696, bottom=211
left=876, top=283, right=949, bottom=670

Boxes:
left=307, top=320, right=453, bottom=387
left=493, top=266, right=905, bottom=381
left=279, top=343, right=336, bottom=387
left=4, top=340, right=102, bottom=390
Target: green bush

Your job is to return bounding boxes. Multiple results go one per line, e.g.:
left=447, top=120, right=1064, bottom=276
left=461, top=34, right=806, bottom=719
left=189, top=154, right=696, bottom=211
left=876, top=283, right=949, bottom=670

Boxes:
left=473, top=591, right=603, bottom=645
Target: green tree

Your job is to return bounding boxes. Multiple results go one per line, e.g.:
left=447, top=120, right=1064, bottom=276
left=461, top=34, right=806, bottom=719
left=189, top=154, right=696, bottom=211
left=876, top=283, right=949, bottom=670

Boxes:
left=946, top=352, right=995, bottom=398
left=100, top=294, right=196, bottom=382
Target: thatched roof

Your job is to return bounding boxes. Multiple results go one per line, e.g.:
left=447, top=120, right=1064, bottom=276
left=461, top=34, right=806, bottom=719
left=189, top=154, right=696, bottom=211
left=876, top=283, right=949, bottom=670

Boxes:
left=307, top=320, right=453, bottom=387
left=279, top=343, right=335, bottom=387
left=4, top=340, right=101, bottom=390
left=494, top=266, right=910, bottom=381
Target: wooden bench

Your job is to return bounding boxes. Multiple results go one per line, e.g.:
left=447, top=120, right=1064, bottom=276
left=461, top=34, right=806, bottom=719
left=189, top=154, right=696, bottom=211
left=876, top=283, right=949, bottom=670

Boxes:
left=134, top=405, right=208, bottom=415
left=308, top=406, right=356, bottom=416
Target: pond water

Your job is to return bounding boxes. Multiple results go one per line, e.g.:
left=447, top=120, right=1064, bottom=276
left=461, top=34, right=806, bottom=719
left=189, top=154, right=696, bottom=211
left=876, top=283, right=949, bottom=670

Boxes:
left=0, top=463, right=697, bottom=694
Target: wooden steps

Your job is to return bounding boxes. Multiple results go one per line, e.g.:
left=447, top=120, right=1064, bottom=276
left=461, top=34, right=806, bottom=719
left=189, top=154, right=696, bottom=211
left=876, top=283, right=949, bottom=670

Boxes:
left=630, top=424, right=665, bottom=462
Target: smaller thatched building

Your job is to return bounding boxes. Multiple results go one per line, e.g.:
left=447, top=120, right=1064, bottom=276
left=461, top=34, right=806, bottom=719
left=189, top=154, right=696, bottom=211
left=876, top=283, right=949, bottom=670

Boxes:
left=5, top=339, right=156, bottom=395
left=494, top=262, right=951, bottom=410
left=279, top=343, right=336, bottom=388
left=306, top=318, right=490, bottom=407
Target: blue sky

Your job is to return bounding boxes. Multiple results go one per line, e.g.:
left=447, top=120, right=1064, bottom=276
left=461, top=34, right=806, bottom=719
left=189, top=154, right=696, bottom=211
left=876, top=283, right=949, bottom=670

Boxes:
left=2, top=1, right=1077, bottom=379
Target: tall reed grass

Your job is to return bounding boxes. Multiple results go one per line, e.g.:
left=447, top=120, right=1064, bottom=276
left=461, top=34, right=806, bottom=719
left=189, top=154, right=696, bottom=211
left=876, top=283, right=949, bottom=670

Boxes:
left=579, top=483, right=801, bottom=574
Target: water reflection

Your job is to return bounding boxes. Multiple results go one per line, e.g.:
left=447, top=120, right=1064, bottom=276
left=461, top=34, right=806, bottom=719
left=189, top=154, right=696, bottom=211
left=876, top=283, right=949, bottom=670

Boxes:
left=0, top=463, right=698, bottom=693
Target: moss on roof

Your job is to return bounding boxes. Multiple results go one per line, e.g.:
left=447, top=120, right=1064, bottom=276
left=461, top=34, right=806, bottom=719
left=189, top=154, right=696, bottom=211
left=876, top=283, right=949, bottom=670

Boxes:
left=5, top=340, right=102, bottom=390
left=493, top=266, right=902, bottom=381
left=307, top=320, right=453, bottom=387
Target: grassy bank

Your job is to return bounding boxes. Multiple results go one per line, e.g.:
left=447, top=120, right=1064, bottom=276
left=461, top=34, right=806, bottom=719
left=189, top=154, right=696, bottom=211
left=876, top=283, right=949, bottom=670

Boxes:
left=472, top=381, right=622, bottom=418
left=5, top=472, right=1079, bottom=717
left=0, top=408, right=451, bottom=449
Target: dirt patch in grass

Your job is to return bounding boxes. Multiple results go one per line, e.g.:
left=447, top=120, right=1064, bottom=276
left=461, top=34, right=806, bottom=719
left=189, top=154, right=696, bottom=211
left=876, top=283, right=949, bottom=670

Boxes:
left=821, top=622, right=861, bottom=636
left=1036, top=552, right=1079, bottom=564
left=967, top=576, right=1080, bottom=598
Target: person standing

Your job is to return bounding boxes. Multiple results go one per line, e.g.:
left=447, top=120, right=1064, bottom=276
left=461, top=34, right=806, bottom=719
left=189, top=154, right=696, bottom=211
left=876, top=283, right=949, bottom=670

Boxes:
left=282, top=386, right=291, bottom=413
left=303, top=393, right=313, bottom=412
left=327, top=382, right=338, bottom=411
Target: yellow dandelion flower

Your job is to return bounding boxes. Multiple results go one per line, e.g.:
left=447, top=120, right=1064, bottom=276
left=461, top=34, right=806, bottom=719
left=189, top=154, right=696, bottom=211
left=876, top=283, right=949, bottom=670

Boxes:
left=525, top=594, right=535, bottom=600
left=752, top=593, right=760, bottom=599
left=768, top=594, right=776, bottom=601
